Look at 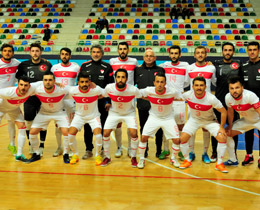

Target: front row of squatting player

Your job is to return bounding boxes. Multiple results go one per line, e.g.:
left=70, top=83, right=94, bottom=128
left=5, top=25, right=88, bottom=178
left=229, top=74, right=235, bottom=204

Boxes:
left=1, top=42, right=260, bottom=173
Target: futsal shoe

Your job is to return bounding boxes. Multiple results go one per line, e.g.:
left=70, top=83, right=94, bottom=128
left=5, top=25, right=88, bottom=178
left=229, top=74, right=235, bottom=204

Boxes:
left=16, top=154, right=28, bottom=162
left=189, top=152, right=196, bottom=161
left=170, top=158, right=180, bottom=168
left=179, top=159, right=192, bottom=169
left=53, top=147, right=63, bottom=157
left=215, top=163, right=228, bottom=173
left=178, top=151, right=185, bottom=161
left=101, top=157, right=111, bottom=167
left=210, top=153, right=217, bottom=163
left=115, top=147, right=123, bottom=158
left=95, top=155, right=103, bottom=166
left=223, top=160, right=239, bottom=166
left=137, top=159, right=145, bottom=169
left=63, top=154, right=70, bottom=164
left=159, top=150, right=170, bottom=160
left=131, top=157, right=138, bottom=168
left=26, top=153, right=41, bottom=163
left=242, top=154, right=254, bottom=166
left=82, top=150, right=93, bottom=160
left=70, top=154, right=79, bottom=165
left=202, top=153, right=211, bottom=164
left=8, top=144, right=17, bottom=156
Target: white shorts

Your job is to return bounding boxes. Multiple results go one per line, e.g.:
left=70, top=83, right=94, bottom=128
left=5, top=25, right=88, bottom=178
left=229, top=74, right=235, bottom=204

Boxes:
left=31, top=110, right=70, bottom=130
left=142, top=115, right=179, bottom=139
left=172, top=101, right=186, bottom=125
left=0, top=109, right=24, bottom=123
left=104, top=112, right=138, bottom=130
left=70, top=114, right=101, bottom=131
left=183, top=117, right=220, bottom=137
left=64, top=99, right=76, bottom=120
left=232, top=118, right=260, bottom=134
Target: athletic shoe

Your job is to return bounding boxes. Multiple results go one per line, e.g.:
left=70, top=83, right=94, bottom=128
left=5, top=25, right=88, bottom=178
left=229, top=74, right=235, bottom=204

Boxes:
left=16, top=154, right=28, bottom=162
left=131, top=157, right=138, bottom=168
left=210, top=153, right=217, bottom=163
left=170, top=158, right=180, bottom=168
left=82, top=150, right=93, bottom=160
left=101, top=157, right=111, bottom=167
left=127, top=148, right=131, bottom=158
left=53, top=147, right=63, bottom=157
left=189, top=152, right=196, bottom=161
left=258, top=158, right=260, bottom=169
left=223, top=160, right=239, bottom=166
left=137, top=159, right=145, bottom=169
left=26, top=153, right=41, bottom=163
left=215, top=163, right=228, bottom=173
left=95, top=155, right=103, bottom=166
left=202, top=153, right=211, bottom=164
left=155, top=152, right=161, bottom=158
left=115, top=147, right=123, bottom=158
left=242, top=154, right=254, bottom=166
left=159, top=150, right=170, bottom=160
left=179, top=159, right=192, bottom=169
left=70, top=154, right=79, bottom=165
left=63, top=154, right=70, bottom=164
left=178, top=151, right=185, bottom=161
left=39, top=147, right=44, bottom=157
left=8, top=144, right=17, bottom=156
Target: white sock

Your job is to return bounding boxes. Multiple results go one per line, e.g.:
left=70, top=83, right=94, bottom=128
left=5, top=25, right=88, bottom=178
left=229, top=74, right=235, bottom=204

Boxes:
left=131, top=137, right=139, bottom=157
left=171, top=143, right=180, bottom=160
left=138, top=141, right=147, bottom=159
left=227, top=137, right=237, bottom=162
left=95, top=134, right=102, bottom=156
left=29, top=134, right=39, bottom=155
left=68, top=134, right=78, bottom=155
left=127, top=129, right=131, bottom=149
left=115, top=128, right=122, bottom=148
left=55, top=126, right=62, bottom=148
left=8, top=121, right=16, bottom=146
left=163, top=135, right=169, bottom=151
left=103, top=136, right=111, bottom=158
left=217, top=142, right=227, bottom=165
left=180, top=142, right=190, bottom=161
left=17, top=128, right=26, bottom=156
left=203, top=131, right=210, bottom=154
left=189, top=134, right=195, bottom=153
left=63, top=136, right=69, bottom=154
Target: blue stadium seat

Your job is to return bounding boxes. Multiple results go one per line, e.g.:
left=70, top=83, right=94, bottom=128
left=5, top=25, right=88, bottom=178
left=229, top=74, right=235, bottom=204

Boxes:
left=38, top=24, right=44, bottom=28
left=154, top=8, right=159, bottom=12
left=201, top=41, right=208, bottom=46
left=98, top=4, right=104, bottom=8
left=10, top=29, right=16, bottom=33
left=152, top=35, right=158, bottom=40
left=115, top=24, right=120, bottom=28
left=239, top=48, right=246, bottom=53
left=244, top=24, right=251, bottom=28
left=166, top=41, right=172, bottom=46
left=51, top=8, right=56, bottom=12
left=198, top=24, right=204, bottom=28
left=17, top=19, right=23, bottom=23
left=20, top=13, right=26, bottom=16
left=1, top=24, right=7, bottom=28
left=106, top=35, right=112, bottom=39
left=172, top=19, right=178, bottom=23
left=210, top=19, right=216, bottom=23
left=85, top=41, right=91, bottom=45
left=103, top=8, right=108, bottom=12
left=214, top=35, right=220, bottom=40
left=44, top=47, right=51, bottom=52
left=52, top=19, right=58, bottom=23
left=181, top=48, right=188, bottom=53
left=212, top=8, right=218, bottom=12
left=242, top=8, right=248, bottom=12
left=135, top=19, right=141, bottom=23
left=82, top=29, right=88, bottom=33
left=127, top=29, right=133, bottom=34
left=226, top=30, right=232, bottom=34
left=186, top=29, right=192, bottom=34
left=172, top=24, right=178, bottom=28
left=18, top=8, right=23, bottom=12
left=22, top=40, right=28, bottom=45
left=131, top=8, right=136, bottom=12
left=139, top=41, right=145, bottom=46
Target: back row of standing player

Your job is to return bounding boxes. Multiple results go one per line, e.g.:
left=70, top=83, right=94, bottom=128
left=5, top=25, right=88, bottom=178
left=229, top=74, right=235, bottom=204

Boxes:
left=0, top=41, right=260, bottom=170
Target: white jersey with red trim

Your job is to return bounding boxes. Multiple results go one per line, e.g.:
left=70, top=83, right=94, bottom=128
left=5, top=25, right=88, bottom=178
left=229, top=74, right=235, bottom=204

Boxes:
left=68, top=85, right=104, bottom=119
left=35, top=84, right=68, bottom=114
left=161, top=61, right=189, bottom=93
left=0, top=58, right=20, bottom=88
left=51, top=62, right=79, bottom=86
left=141, top=87, right=183, bottom=119
left=225, top=89, right=260, bottom=123
left=186, top=62, right=216, bottom=92
left=104, top=83, right=142, bottom=115
left=109, top=57, right=138, bottom=85
left=0, top=82, right=40, bottom=112
left=183, top=90, right=223, bottom=121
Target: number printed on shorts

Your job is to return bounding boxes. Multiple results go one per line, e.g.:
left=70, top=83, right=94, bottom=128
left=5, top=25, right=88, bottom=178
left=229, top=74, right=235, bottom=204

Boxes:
left=158, top=105, right=163, bottom=112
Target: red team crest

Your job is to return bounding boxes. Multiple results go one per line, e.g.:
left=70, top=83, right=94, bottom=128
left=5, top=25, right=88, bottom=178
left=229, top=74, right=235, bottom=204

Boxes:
left=39, top=64, right=47, bottom=71
left=258, top=69, right=260, bottom=73
left=100, top=69, right=104, bottom=74
left=231, top=62, right=239, bottom=70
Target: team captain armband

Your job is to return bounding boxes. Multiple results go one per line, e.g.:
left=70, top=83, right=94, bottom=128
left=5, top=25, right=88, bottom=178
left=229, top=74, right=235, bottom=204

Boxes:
left=253, top=101, right=260, bottom=109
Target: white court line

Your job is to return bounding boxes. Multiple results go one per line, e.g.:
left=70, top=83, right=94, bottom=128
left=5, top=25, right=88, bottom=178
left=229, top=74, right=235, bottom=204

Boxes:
left=111, top=133, right=260, bottom=196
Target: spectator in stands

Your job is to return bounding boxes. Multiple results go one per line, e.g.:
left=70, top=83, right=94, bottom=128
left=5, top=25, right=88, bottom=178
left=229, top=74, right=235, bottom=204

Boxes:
left=177, top=6, right=183, bottom=20
left=43, top=25, right=51, bottom=42
left=95, top=17, right=102, bottom=31
left=101, top=16, right=109, bottom=32
left=170, top=5, right=177, bottom=20
left=182, top=5, right=190, bottom=20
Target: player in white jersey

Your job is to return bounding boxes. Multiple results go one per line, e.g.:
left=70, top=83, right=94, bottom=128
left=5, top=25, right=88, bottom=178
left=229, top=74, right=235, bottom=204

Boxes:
left=109, top=41, right=139, bottom=158
left=137, top=72, right=183, bottom=169
left=0, top=44, right=21, bottom=156
left=0, top=76, right=41, bottom=162
left=26, top=72, right=70, bottom=163
left=224, top=76, right=260, bottom=169
left=179, top=76, right=228, bottom=173
left=159, top=45, right=189, bottom=160
left=101, top=68, right=142, bottom=167
left=67, top=72, right=104, bottom=166
left=185, top=46, right=217, bottom=163
left=51, top=48, right=79, bottom=157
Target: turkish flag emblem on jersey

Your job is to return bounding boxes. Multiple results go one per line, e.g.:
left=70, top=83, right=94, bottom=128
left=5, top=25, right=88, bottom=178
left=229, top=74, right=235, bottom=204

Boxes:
left=100, top=69, right=104, bottom=74
left=154, top=72, right=158, bottom=76
left=40, top=64, right=47, bottom=71
left=231, top=62, right=239, bottom=70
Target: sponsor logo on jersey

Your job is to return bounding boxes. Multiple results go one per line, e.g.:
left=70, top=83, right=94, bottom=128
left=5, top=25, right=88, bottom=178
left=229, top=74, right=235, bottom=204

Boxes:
left=39, top=64, right=47, bottom=71
left=231, top=62, right=239, bottom=70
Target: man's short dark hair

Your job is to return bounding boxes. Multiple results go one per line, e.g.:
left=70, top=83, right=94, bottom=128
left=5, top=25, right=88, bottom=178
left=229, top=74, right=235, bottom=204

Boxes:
left=1, top=43, right=14, bottom=52
left=43, top=71, right=55, bottom=79
left=194, top=45, right=206, bottom=54
left=227, top=76, right=243, bottom=86
left=118, top=41, right=129, bottom=49
left=30, top=42, right=42, bottom=51
left=169, top=45, right=181, bottom=54
left=193, top=76, right=206, bottom=85
left=77, top=71, right=91, bottom=81
left=115, top=68, right=128, bottom=79
left=18, top=75, right=30, bottom=83
left=60, top=47, right=71, bottom=55
left=248, top=41, right=260, bottom=50
left=90, top=44, right=104, bottom=55
left=154, top=72, right=166, bottom=82
left=222, top=42, right=235, bottom=52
